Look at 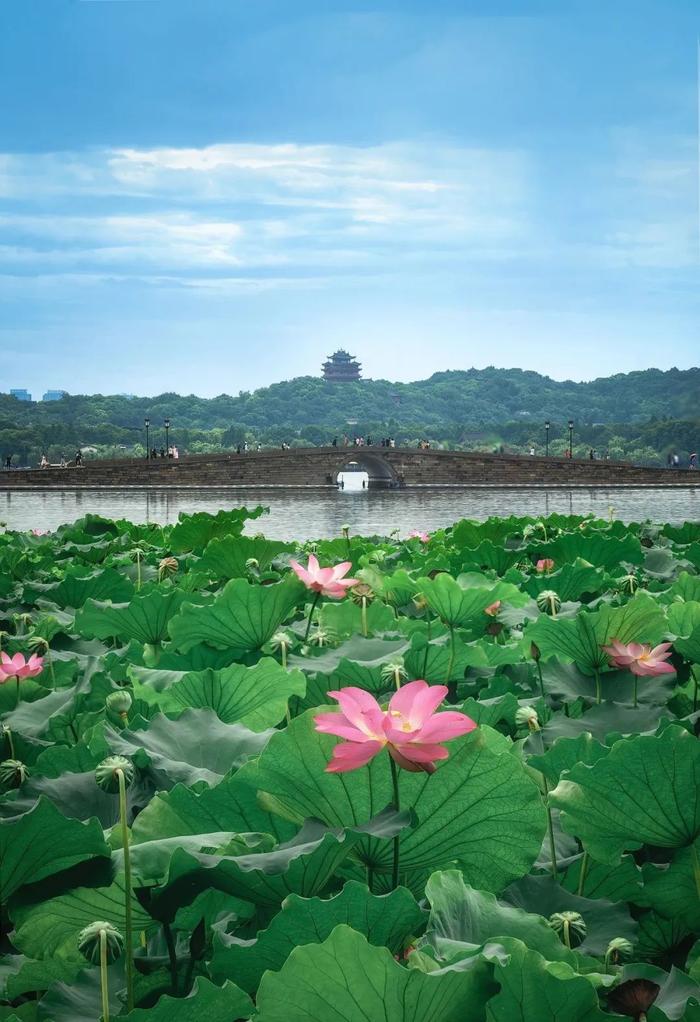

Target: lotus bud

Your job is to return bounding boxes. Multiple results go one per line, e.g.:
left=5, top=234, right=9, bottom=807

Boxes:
left=530, top=641, right=541, bottom=661
left=413, top=593, right=428, bottom=612
left=515, top=706, right=540, bottom=732
left=350, top=583, right=375, bottom=605
left=486, top=621, right=503, bottom=636
left=341, top=524, right=350, bottom=538
left=106, top=689, right=133, bottom=719
left=549, top=911, right=586, bottom=949
left=95, top=755, right=134, bottom=794
left=537, top=590, right=561, bottom=615
left=78, top=921, right=124, bottom=964
left=605, top=937, right=633, bottom=967
left=618, top=574, right=638, bottom=595
left=158, top=556, right=178, bottom=580
left=0, top=759, right=28, bottom=788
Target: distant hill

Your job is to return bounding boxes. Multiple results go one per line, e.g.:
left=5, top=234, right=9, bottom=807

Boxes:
left=1, top=366, right=698, bottom=465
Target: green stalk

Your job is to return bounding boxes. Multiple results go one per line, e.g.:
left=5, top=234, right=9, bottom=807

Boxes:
left=562, top=916, right=571, bottom=950
left=162, top=921, right=178, bottom=995
left=593, top=668, right=602, bottom=705
left=99, top=927, right=110, bottom=1022
left=14, top=677, right=20, bottom=711
left=393, top=666, right=402, bottom=691
left=304, top=591, right=321, bottom=643
left=535, top=659, right=545, bottom=700
left=633, top=675, right=638, bottom=709
left=117, top=769, right=134, bottom=1011
left=389, top=755, right=401, bottom=890
left=135, top=551, right=142, bottom=592
left=548, top=595, right=557, bottom=618
left=692, top=843, right=700, bottom=902
left=542, top=775, right=558, bottom=880
left=3, top=727, right=14, bottom=759
left=361, top=597, right=368, bottom=638
left=577, top=850, right=589, bottom=897
left=446, top=625, right=456, bottom=684
left=280, top=644, right=287, bottom=670
left=421, top=610, right=432, bottom=678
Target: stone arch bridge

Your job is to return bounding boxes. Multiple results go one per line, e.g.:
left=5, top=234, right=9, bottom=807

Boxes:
left=0, top=446, right=694, bottom=489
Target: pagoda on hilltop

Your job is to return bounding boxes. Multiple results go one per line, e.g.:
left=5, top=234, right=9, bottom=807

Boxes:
left=322, top=349, right=362, bottom=382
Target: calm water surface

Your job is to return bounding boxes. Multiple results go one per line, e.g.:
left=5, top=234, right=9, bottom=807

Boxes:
left=1, top=486, right=698, bottom=539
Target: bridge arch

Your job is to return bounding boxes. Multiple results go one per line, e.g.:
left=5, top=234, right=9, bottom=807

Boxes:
left=332, top=451, right=399, bottom=489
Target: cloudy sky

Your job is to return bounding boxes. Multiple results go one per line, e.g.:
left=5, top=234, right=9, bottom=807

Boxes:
left=0, top=0, right=697, bottom=398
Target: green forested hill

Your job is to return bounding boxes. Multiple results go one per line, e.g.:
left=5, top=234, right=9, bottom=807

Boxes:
left=1, top=366, right=698, bottom=465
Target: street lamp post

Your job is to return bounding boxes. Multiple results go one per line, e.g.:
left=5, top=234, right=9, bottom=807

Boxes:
left=164, top=418, right=170, bottom=455
left=568, top=419, right=574, bottom=458
left=144, top=418, right=150, bottom=459
left=544, top=420, right=550, bottom=457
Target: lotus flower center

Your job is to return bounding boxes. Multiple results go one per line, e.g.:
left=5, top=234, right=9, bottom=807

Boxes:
left=389, top=710, right=415, bottom=732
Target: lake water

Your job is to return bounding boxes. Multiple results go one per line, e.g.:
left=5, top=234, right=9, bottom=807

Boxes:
left=1, top=485, right=698, bottom=539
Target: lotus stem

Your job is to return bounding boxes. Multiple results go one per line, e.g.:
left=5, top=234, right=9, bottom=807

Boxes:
left=3, top=727, right=15, bottom=759
left=548, top=594, right=558, bottom=618
left=577, top=850, right=589, bottom=897
left=361, top=596, right=368, bottom=638
left=594, top=669, right=601, bottom=705
left=15, top=677, right=20, bottom=711
left=446, top=625, right=457, bottom=700
left=99, top=927, right=110, bottom=1022
left=280, top=644, right=287, bottom=670
left=535, top=660, right=545, bottom=700
left=163, top=921, right=178, bottom=994
left=304, top=592, right=321, bottom=643
left=563, top=917, right=571, bottom=949
left=542, top=775, right=558, bottom=880
left=393, top=666, right=402, bottom=691
left=135, top=551, right=142, bottom=592
left=633, top=675, right=638, bottom=709
left=692, top=844, right=700, bottom=902
left=117, top=768, right=134, bottom=1011
left=389, top=755, right=400, bottom=890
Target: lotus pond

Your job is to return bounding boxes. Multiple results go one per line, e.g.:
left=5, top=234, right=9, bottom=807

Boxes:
left=1, top=507, right=699, bottom=1022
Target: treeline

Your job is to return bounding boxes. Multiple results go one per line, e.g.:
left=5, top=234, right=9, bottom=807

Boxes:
left=1, top=365, right=698, bottom=466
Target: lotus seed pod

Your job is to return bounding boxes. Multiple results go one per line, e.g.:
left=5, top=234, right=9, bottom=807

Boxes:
left=549, top=911, right=587, bottom=948
left=158, top=556, right=178, bottom=578
left=309, top=626, right=332, bottom=647
left=515, top=706, right=540, bottom=731
left=0, top=759, right=28, bottom=788
left=537, top=590, right=561, bottom=614
left=95, top=755, right=134, bottom=794
left=381, top=660, right=407, bottom=683
left=270, top=630, right=292, bottom=650
left=350, top=583, right=375, bottom=605
left=618, top=574, right=638, bottom=595
left=106, top=690, right=133, bottom=716
left=78, top=921, right=124, bottom=964
left=606, top=937, right=634, bottom=965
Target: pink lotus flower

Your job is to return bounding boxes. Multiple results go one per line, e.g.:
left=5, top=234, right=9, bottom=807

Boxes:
left=408, top=530, right=430, bottom=544
left=0, top=652, right=44, bottom=684
left=314, top=680, right=476, bottom=773
left=536, top=558, right=555, bottom=573
left=290, top=553, right=358, bottom=599
left=484, top=600, right=501, bottom=617
left=31, top=528, right=47, bottom=537
left=602, top=639, right=674, bottom=677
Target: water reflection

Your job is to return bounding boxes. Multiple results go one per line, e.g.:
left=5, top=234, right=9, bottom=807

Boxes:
left=1, top=486, right=697, bottom=539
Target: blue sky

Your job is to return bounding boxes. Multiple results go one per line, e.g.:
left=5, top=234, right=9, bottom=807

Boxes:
left=0, top=0, right=697, bottom=398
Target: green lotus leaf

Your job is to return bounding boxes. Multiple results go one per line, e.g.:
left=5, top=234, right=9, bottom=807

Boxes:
left=11, top=876, right=153, bottom=960
left=667, top=602, right=700, bottom=639
left=525, top=593, right=668, bottom=674
left=209, top=880, right=425, bottom=993
left=0, top=797, right=110, bottom=903
left=170, top=506, right=266, bottom=554
left=458, top=541, right=522, bottom=575
left=638, top=840, right=700, bottom=931
left=549, top=725, right=700, bottom=864
left=122, top=977, right=253, bottom=1022
left=105, top=709, right=273, bottom=788
left=663, top=572, right=700, bottom=605
left=168, top=576, right=300, bottom=654
left=528, top=733, right=609, bottom=786
left=525, top=560, right=604, bottom=602
left=245, top=712, right=546, bottom=890
left=676, top=628, right=700, bottom=665
left=486, top=938, right=610, bottom=1021
left=418, top=573, right=527, bottom=629
left=0, top=957, right=83, bottom=1001
left=534, top=532, right=643, bottom=569
left=35, top=962, right=126, bottom=1022
left=560, top=855, right=643, bottom=903
left=130, top=657, right=306, bottom=730
left=318, top=599, right=398, bottom=640
left=21, top=568, right=134, bottom=610
left=198, top=534, right=293, bottom=580
left=74, top=588, right=191, bottom=645
left=255, top=924, right=496, bottom=1022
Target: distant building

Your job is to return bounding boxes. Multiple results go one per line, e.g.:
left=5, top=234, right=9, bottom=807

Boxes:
left=42, top=390, right=67, bottom=402
left=9, top=389, right=31, bottom=402
left=322, top=349, right=362, bottom=382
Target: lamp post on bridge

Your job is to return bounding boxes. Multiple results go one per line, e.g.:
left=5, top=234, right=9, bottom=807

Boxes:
left=544, top=420, right=550, bottom=457
left=164, top=418, right=170, bottom=455
left=144, top=418, right=150, bottom=460
left=568, top=419, right=574, bottom=458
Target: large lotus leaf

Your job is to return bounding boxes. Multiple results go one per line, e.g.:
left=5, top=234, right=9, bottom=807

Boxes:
left=535, top=531, right=643, bottom=569
left=74, top=588, right=190, bottom=645
left=528, top=733, right=609, bottom=786
left=663, top=573, right=700, bottom=605
left=255, top=924, right=496, bottom=1022
left=198, top=533, right=293, bottom=580
left=417, top=573, right=525, bottom=630
left=525, top=560, right=605, bottom=602
left=663, top=522, right=700, bottom=545
left=132, top=775, right=296, bottom=857
left=423, top=871, right=577, bottom=965
left=105, top=709, right=273, bottom=787
left=525, top=593, right=668, bottom=674
left=667, top=602, right=700, bottom=639
left=540, top=659, right=676, bottom=706
left=638, top=840, right=700, bottom=931
left=676, top=628, right=700, bottom=665
left=168, top=576, right=300, bottom=654
left=453, top=517, right=522, bottom=549
left=0, top=798, right=110, bottom=902
left=0, top=958, right=83, bottom=1001
left=561, top=855, right=643, bottom=903
left=402, top=638, right=475, bottom=684
left=11, top=875, right=153, bottom=960
left=317, top=599, right=398, bottom=640
left=210, top=881, right=425, bottom=993
left=549, top=726, right=700, bottom=864
left=288, top=636, right=409, bottom=678
left=458, top=541, right=522, bottom=575
left=636, top=911, right=692, bottom=965
left=486, top=939, right=610, bottom=1021
left=22, top=568, right=134, bottom=610
left=130, top=657, right=306, bottom=730
left=170, top=506, right=266, bottom=554
left=246, top=712, right=546, bottom=890
left=501, top=874, right=638, bottom=957
left=122, top=977, right=253, bottom=1022
left=37, top=962, right=126, bottom=1022
left=358, top=567, right=418, bottom=608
